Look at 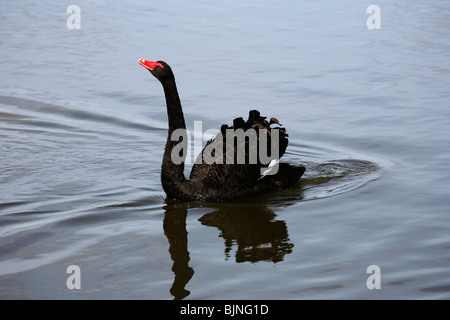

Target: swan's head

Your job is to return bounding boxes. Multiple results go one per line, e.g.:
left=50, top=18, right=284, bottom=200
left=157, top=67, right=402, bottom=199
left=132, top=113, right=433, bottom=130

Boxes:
left=138, top=59, right=173, bottom=81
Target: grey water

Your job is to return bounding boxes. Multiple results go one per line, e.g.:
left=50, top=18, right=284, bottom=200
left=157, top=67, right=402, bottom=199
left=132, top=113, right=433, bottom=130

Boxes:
left=0, top=0, right=449, bottom=299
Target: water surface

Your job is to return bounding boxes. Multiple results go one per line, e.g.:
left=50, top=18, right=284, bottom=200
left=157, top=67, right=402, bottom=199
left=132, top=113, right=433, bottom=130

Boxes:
left=0, top=0, right=449, bottom=299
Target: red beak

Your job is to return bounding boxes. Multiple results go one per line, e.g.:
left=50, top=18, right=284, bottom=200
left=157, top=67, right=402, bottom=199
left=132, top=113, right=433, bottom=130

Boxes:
left=138, top=59, right=164, bottom=71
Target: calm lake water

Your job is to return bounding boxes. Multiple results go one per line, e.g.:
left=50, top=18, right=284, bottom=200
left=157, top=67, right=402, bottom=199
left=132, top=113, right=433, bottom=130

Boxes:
left=1, top=0, right=449, bottom=299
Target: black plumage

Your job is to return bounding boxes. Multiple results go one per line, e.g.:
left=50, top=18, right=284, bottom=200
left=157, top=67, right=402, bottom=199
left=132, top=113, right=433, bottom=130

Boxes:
left=140, top=60, right=305, bottom=201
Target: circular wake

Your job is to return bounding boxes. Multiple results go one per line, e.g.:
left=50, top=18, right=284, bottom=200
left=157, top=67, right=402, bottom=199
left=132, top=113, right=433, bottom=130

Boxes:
left=299, top=159, right=382, bottom=200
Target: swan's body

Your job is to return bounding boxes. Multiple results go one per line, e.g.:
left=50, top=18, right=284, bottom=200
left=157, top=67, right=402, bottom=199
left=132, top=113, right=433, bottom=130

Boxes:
left=139, top=59, right=305, bottom=201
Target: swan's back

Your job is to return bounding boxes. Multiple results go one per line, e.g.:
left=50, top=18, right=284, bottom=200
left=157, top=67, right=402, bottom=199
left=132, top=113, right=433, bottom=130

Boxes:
left=188, top=110, right=304, bottom=201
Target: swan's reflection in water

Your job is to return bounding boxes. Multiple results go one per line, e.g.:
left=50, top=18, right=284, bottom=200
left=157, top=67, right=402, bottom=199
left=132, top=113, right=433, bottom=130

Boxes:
left=163, top=190, right=301, bottom=299
left=161, top=159, right=381, bottom=298
left=162, top=204, right=194, bottom=300
left=199, top=206, right=293, bottom=263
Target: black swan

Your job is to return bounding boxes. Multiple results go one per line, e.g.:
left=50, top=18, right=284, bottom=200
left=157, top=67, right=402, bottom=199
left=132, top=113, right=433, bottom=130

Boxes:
left=139, top=59, right=305, bottom=201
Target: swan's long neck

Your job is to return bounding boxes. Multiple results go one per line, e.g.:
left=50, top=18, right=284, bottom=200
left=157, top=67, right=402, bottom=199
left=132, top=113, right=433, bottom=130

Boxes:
left=160, top=77, right=193, bottom=200
left=163, top=78, right=186, bottom=134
